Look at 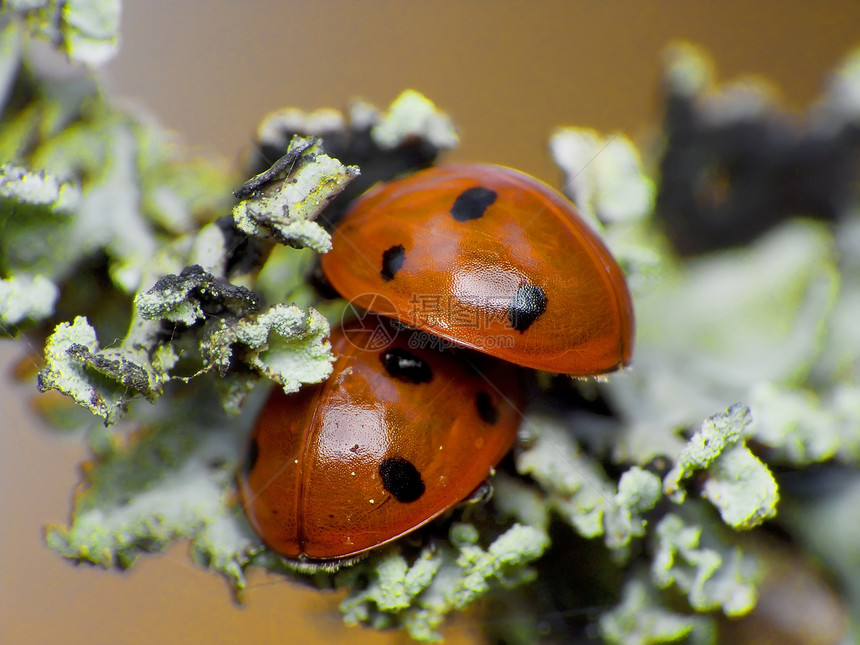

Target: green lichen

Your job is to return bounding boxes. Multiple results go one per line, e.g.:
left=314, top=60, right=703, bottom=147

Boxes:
left=38, top=316, right=151, bottom=424
left=0, top=162, right=80, bottom=208
left=608, top=218, right=840, bottom=469
left=516, top=414, right=662, bottom=556
left=202, top=303, right=333, bottom=396
left=0, top=273, right=58, bottom=324
left=662, top=405, right=778, bottom=530
left=701, top=443, right=778, bottom=529
left=135, top=264, right=262, bottom=326
left=651, top=511, right=760, bottom=616
left=600, top=575, right=716, bottom=644
left=11, top=0, right=121, bottom=66
left=339, top=522, right=549, bottom=642
left=749, top=382, right=842, bottom=464
left=45, top=389, right=261, bottom=586
left=550, top=128, right=655, bottom=226
left=663, top=405, right=746, bottom=498
left=370, top=89, right=459, bottom=151
left=232, top=136, right=358, bottom=253
left=4, top=10, right=860, bottom=642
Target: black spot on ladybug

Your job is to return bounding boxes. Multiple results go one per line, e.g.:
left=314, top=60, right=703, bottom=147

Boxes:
left=380, top=348, right=433, bottom=383
left=379, top=457, right=425, bottom=503
left=381, top=245, right=405, bottom=281
left=243, top=437, right=259, bottom=477
left=475, top=391, right=499, bottom=424
left=508, top=284, right=547, bottom=332
left=450, top=187, right=497, bottom=222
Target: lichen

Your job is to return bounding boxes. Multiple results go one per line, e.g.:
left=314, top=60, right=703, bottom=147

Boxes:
left=4, top=10, right=860, bottom=642
left=202, top=302, right=333, bottom=398
left=231, top=136, right=359, bottom=253
left=44, top=387, right=262, bottom=587
left=338, top=522, right=549, bottom=642
left=515, top=414, right=662, bottom=557
left=661, top=405, right=780, bottom=530
left=370, top=89, right=459, bottom=151
left=651, top=511, right=760, bottom=616
left=10, top=0, right=121, bottom=66
left=599, top=574, right=716, bottom=644
left=0, top=273, right=58, bottom=324
left=37, top=316, right=154, bottom=424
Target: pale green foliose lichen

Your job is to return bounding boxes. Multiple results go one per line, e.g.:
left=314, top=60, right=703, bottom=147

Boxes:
left=608, top=219, right=839, bottom=469
left=12, top=0, right=121, bottom=66
left=547, top=126, right=662, bottom=308
left=663, top=42, right=713, bottom=97
left=0, top=273, right=58, bottom=324
left=232, top=136, right=358, bottom=253
left=516, top=414, right=662, bottom=555
left=0, top=162, right=80, bottom=209
left=4, top=12, right=860, bottom=641
left=256, top=107, right=346, bottom=150
left=662, top=405, right=778, bottom=529
left=607, top=467, right=663, bottom=547
left=0, top=17, right=21, bottom=110
left=700, top=443, right=778, bottom=529
left=135, top=264, right=262, bottom=326
left=3, top=113, right=217, bottom=294
left=550, top=128, right=655, bottom=226
left=652, top=511, right=760, bottom=616
left=73, top=126, right=157, bottom=292
left=37, top=316, right=164, bottom=425
left=132, top=263, right=334, bottom=414
left=339, top=522, right=549, bottom=642
left=203, top=303, right=333, bottom=395
left=599, top=575, right=716, bottom=644
left=662, top=404, right=747, bottom=498
left=748, top=381, right=842, bottom=464
left=45, top=391, right=261, bottom=587
left=188, top=222, right=229, bottom=276
left=371, top=89, right=459, bottom=151
left=491, top=472, right=551, bottom=531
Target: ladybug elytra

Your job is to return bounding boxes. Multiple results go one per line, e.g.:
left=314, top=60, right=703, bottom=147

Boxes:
left=240, top=163, right=633, bottom=562
left=321, top=164, right=634, bottom=375
left=238, top=317, right=522, bottom=561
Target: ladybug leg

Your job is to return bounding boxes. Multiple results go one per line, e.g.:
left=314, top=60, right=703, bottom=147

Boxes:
left=460, top=480, right=494, bottom=506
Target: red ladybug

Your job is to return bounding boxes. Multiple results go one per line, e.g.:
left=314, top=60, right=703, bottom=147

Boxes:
left=320, top=164, right=634, bottom=376
left=238, top=317, right=522, bottom=562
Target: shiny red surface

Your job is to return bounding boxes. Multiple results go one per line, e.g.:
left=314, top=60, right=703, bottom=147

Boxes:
left=238, top=319, right=522, bottom=561
left=321, top=164, right=635, bottom=375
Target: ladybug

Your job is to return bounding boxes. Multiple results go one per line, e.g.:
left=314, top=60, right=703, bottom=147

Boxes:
left=320, top=164, right=634, bottom=376
left=238, top=316, right=523, bottom=562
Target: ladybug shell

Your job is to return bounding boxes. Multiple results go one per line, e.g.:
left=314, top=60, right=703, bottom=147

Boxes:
left=320, top=164, right=634, bottom=376
left=238, top=317, right=522, bottom=562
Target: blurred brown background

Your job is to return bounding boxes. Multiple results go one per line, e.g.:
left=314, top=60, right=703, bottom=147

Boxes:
left=2, top=2, right=858, bottom=643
